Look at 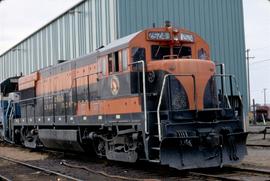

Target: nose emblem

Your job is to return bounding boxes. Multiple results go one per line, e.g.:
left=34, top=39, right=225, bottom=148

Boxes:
left=169, top=65, right=176, bottom=71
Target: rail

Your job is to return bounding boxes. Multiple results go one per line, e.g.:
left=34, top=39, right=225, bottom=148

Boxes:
left=190, top=166, right=270, bottom=181
left=157, top=74, right=196, bottom=141
left=128, top=60, right=148, bottom=134
left=0, top=155, right=82, bottom=181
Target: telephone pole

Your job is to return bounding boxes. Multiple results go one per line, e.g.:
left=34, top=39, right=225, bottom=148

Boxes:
left=246, top=49, right=255, bottom=110
left=252, top=99, right=256, bottom=125
left=263, top=88, right=267, bottom=105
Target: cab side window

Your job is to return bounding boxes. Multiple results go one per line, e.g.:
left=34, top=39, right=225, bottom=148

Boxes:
left=114, top=52, right=119, bottom=72
left=102, top=57, right=107, bottom=76
left=98, top=56, right=107, bottom=76
left=108, top=54, right=113, bottom=74
left=132, top=48, right=145, bottom=62
left=122, top=49, right=128, bottom=71
left=108, top=52, right=120, bottom=74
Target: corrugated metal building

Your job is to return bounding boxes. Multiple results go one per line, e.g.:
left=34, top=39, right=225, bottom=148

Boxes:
left=0, top=0, right=247, bottom=107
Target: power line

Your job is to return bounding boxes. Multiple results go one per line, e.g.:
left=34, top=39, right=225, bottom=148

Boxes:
left=252, top=46, right=270, bottom=51
left=250, top=58, right=270, bottom=65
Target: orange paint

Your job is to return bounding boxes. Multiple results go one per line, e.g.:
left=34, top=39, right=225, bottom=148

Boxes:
left=76, top=96, right=142, bottom=116
left=18, top=26, right=214, bottom=115
left=147, top=59, right=215, bottom=110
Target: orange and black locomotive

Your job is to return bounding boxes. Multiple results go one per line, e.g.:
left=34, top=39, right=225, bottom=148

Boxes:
left=0, top=23, right=247, bottom=170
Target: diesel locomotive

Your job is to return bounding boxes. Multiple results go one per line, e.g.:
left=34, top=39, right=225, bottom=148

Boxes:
left=0, top=23, right=247, bottom=170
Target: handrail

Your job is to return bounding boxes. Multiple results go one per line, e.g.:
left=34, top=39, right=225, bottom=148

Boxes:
left=74, top=71, right=100, bottom=81
left=74, top=72, right=100, bottom=109
left=128, top=60, right=148, bottom=134
left=214, top=73, right=244, bottom=129
left=15, top=72, right=100, bottom=104
left=163, top=55, right=178, bottom=59
left=215, top=63, right=225, bottom=95
left=14, top=91, right=69, bottom=103
left=157, top=74, right=196, bottom=141
left=2, top=99, right=16, bottom=140
left=212, top=74, right=242, bottom=108
left=15, top=72, right=100, bottom=123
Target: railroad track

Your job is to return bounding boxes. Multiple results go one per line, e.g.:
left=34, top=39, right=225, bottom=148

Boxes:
left=1, top=142, right=270, bottom=181
left=190, top=166, right=270, bottom=181
left=0, top=155, right=82, bottom=181
left=59, top=160, right=270, bottom=181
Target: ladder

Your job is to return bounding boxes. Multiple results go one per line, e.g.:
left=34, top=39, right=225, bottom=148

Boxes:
left=4, top=100, right=15, bottom=141
left=149, top=74, right=196, bottom=162
left=157, top=74, right=196, bottom=141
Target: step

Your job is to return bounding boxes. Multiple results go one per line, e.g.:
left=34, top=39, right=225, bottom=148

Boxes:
left=151, top=147, right=160, bottom=151
left=154, top=120, right=168, bottom=125
left=149, top=159, right=160, bottom=163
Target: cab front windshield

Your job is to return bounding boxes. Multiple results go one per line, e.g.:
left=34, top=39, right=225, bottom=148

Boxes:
left=151, top=45, right=192, bottom=60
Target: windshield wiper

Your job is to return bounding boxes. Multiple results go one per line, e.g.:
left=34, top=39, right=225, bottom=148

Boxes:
left=154, top=46, right=161, bottom=58
left=177, top=45, right=183, bottom=58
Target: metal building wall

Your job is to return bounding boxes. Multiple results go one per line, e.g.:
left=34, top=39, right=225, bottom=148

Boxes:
left=0, top=0, right=247, bottom=107
left=0, top=0, right=117, bottom=79
left=116, top=0, right=247, bottom=107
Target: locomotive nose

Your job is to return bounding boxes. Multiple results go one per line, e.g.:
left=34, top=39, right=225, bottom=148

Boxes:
left=156, top=59, right=216, bottom=111
left=159, top=131, right=248, bottom=170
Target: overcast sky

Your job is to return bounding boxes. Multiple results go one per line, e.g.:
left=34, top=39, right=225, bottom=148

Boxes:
left=0, top=0, right=81, bottom=54
left=0, top=0, right=270, bottom=104
left=243, top=0, right=270, bottom=104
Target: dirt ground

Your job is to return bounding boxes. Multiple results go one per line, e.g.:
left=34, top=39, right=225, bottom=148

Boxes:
left=0, top=144, right=268, bottom=170
left=1, top=131, right=269, bottom=170
left=241, top=125, right=270, bottom=169
left=0, top=146, right=48, bottom=161
left=0, top=126, right=269, bottom=180
left=243, top=147, right=270, bottom=169
left=0, top=144, right=116, bottom=180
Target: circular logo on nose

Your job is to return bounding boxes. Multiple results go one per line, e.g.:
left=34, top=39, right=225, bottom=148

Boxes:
left=110, top=76, right=120, bottom=96
left=168, top=64, right=176, bottom=71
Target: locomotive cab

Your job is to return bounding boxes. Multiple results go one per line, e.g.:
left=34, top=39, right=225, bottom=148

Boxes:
left=124, top=24, right=247, bottom=169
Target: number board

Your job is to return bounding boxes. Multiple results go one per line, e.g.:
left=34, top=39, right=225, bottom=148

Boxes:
left=147, top=32, right=171, bottom=41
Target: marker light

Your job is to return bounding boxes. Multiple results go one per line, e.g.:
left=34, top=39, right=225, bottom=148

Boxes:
left=180, top=33, right=194, bottom=42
